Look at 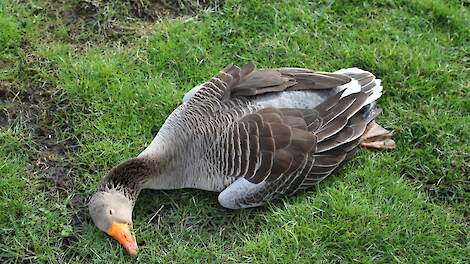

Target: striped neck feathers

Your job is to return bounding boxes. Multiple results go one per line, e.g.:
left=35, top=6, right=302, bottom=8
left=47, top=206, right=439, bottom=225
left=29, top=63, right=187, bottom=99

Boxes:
left=98, top=157, right=160, bottom=203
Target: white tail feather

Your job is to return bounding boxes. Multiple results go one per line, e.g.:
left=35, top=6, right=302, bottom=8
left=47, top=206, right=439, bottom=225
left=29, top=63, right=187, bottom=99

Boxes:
left=338, top=79, right=361, bottom=97
left=364, top=79, right=383, bottom=105
left=335, top=68, right=383, bottom=106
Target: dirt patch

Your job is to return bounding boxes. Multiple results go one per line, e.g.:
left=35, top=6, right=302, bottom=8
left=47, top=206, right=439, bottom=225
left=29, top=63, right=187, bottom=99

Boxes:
left=1, top=49, right=82, bottom=194
left=37, top=0, right=223, bottom=44
left=1, top=49, right=93, bottom=251
left=132, top=0, right=223, bottom=20
left=3, top=87, right=78, bottom=185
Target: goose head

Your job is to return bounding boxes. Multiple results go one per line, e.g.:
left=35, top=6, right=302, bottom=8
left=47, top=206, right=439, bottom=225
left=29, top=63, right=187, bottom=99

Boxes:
left=89, top=158, right=153, bottom=256
left=89, top=190, right=137, bottom=256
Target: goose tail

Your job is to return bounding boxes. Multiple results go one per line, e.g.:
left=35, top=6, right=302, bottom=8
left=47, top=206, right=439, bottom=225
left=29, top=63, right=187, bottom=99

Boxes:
left=335, top=67, right=383, bottom=119
left=335, top=67, right=395, bottom=149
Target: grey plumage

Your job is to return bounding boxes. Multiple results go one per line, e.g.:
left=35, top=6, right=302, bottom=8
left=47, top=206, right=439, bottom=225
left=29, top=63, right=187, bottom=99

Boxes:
left=111, top=63, right=384, bottom=209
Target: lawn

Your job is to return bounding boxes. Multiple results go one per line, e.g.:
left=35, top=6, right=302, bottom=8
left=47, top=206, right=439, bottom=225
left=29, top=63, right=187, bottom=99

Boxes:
left=0, top=0, right=469, bottom=263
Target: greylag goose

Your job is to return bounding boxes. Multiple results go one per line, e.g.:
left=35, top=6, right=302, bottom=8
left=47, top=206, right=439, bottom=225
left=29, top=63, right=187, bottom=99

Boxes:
left=89, top=63, right=395, bottom=255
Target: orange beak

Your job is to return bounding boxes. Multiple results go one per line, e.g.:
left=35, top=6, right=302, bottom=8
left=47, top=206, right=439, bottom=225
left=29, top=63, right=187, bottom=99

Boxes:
left=107, top=222, right=138, bottom=256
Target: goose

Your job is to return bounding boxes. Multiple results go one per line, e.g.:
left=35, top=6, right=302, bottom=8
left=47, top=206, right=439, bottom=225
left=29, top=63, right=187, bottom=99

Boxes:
left=89, top=63, right=395, bottom=255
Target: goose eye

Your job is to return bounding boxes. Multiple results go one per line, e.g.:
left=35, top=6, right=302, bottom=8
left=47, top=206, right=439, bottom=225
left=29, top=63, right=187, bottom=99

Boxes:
left=109, top=209, right=114, bottom=215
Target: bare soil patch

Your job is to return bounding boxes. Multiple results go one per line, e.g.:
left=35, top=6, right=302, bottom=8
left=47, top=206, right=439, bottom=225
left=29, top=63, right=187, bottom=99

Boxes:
left=1, top=48, right=84, bottom=204
left=37, top=0, right=223, bottom=43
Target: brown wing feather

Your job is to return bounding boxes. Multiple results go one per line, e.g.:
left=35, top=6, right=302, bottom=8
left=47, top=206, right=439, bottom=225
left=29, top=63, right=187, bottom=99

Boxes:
left=222, top=91, right=373, bottom=208
left=198, top=64, right=382, bottom=209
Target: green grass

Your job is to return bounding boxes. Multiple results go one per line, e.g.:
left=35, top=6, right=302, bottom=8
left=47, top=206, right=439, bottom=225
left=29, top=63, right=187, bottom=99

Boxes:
left=1, top=0, right=469, bottom=263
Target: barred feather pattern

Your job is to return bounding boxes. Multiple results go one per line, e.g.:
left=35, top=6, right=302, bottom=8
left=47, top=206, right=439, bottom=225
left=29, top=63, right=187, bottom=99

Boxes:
left=133, top=63, right=382, bottom=208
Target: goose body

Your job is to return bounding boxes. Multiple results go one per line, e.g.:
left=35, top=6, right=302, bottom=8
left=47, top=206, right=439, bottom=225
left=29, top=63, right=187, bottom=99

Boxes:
left=89, top=63, right=394, bottom=255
